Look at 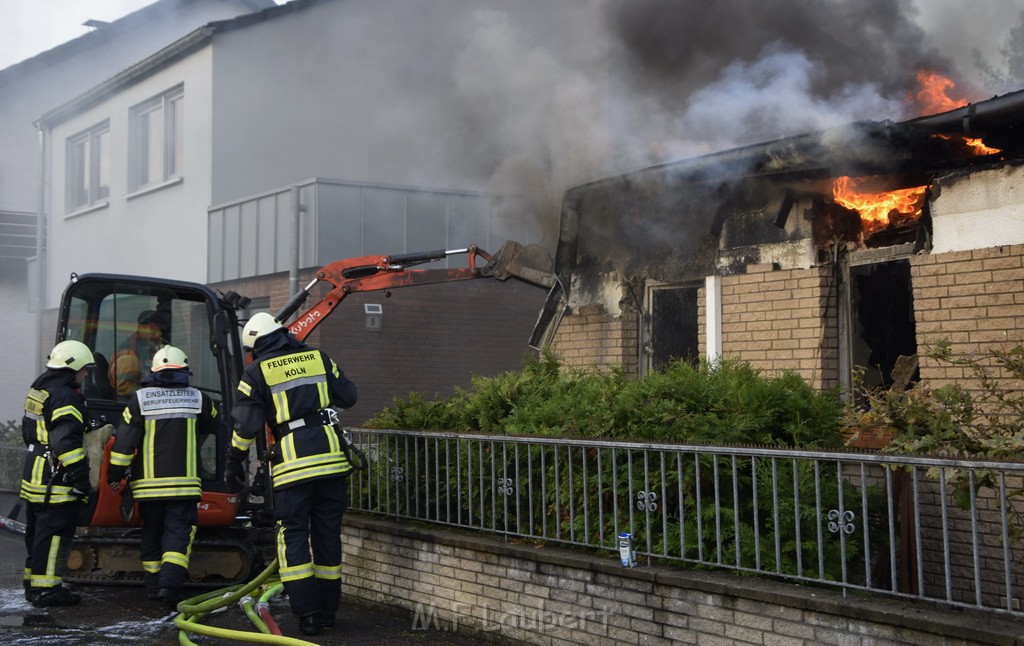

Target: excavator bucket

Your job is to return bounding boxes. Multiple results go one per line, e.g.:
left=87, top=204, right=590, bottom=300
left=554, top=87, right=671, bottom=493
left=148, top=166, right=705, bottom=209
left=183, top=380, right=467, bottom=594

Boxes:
left=483, top=240, right=556, bottom=288
left=480, top=240, right=568, bottom=350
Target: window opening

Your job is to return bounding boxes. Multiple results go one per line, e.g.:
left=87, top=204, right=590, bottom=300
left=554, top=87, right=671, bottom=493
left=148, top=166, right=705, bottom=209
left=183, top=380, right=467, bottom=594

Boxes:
left=848, top=259, right=918, bottom=396
left=647, top=284, right=700, bottom=373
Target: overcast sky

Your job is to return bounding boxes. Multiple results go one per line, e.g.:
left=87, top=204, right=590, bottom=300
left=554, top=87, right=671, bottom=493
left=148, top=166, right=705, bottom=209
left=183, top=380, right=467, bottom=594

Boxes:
left=0, top=0, right=156, bottom=70
left=0, top=0, right=1020, bottom=89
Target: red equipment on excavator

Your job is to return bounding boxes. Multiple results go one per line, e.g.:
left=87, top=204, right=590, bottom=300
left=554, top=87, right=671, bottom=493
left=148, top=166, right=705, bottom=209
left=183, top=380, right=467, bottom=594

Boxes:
left=37, top=241, right=557, bottom=587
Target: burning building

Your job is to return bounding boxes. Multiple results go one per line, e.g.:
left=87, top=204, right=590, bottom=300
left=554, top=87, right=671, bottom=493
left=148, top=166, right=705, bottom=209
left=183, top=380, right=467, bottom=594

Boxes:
left=546, top=79, right=1024, bottom=397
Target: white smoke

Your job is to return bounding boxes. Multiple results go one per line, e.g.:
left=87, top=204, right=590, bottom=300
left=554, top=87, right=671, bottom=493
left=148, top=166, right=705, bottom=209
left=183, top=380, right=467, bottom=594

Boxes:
left=451, top=9, right=614, bottom=246
left=658, top=44, right=906, bottom=159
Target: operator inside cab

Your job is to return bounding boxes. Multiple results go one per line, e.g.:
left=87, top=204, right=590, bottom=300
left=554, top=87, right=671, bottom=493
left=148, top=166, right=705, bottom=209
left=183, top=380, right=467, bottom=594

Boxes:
left=107, top=310, right=169, bottom=398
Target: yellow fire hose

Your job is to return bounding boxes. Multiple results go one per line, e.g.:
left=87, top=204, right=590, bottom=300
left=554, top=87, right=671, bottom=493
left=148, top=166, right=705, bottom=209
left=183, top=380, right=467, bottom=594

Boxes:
left=173, top=558, right=318, bottom=645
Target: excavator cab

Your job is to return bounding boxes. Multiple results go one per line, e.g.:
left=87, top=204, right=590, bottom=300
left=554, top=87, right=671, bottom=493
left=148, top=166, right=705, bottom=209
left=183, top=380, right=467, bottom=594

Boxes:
left=55, top=273, right=247, bottom=530
left=44, top=240, right=559, bottom=587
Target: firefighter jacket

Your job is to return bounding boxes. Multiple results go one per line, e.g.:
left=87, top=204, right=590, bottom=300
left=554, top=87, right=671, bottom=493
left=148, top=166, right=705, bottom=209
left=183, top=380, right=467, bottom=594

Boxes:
left=20, top=369, right=91, bottom=505
left=109, top=369, right=221, bottom=501
left=230, top=331, right=357, bottom=490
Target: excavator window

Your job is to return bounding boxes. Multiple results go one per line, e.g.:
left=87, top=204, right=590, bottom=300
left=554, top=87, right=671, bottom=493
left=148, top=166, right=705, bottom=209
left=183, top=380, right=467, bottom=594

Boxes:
left=60, top=277, right=230, bottom=485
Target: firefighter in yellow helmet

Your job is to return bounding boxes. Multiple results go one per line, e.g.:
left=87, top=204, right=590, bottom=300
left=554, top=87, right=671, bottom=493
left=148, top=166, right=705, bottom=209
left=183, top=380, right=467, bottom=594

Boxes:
left=225, top=313, right=357, bottom=636
left=20, top=340, right=96, bottom=606
left=106, top=345, right=222, bottom=606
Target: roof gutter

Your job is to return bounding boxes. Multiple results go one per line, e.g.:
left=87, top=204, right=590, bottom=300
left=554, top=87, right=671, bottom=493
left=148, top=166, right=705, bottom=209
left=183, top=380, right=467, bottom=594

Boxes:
left=900, top=87, right=1024, bottom=135
left=35, top=26, right=214, bottom=128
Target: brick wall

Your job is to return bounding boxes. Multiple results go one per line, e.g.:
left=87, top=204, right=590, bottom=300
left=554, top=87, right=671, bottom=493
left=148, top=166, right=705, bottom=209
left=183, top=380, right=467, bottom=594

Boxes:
left=716, top=264, right=839, bottom=390
left=911, top=244, right=1024, bottom=389
left=213, top=273, right=548, bottom=425
left=551, top=304, right=639, bottom=374
left=549, top=264, right=837, bottom=386
left=342, top=514, right=1024, bottom=646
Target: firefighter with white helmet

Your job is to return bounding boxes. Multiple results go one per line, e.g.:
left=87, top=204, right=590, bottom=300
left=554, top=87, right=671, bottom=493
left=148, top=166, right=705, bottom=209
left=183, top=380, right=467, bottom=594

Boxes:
left=19, top=340, right=96, bottom=606
left=106, top=345, right=222, bottom=606
left=227, top=312, right=357, bottom=636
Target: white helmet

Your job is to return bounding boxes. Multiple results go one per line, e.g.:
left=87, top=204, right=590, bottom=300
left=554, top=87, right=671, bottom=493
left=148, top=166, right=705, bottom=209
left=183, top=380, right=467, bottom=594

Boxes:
left=241, top=312, right=284, bottom=351
left=152, top=345, right=189, bottom=372
left=46, top=340, right=96, bottom=371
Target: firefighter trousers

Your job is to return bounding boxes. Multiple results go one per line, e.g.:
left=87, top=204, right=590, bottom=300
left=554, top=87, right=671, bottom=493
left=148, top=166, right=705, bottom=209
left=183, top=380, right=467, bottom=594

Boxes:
left=24, top=502, right=79, bottom=590
left=273, top=476, right=348, bottom=618
left=139, top=499, right=198, bottom=591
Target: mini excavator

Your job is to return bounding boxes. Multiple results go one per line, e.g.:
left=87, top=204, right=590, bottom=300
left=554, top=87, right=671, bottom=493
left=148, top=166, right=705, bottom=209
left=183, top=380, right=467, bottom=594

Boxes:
left=34, top=241, right=558, bottom=588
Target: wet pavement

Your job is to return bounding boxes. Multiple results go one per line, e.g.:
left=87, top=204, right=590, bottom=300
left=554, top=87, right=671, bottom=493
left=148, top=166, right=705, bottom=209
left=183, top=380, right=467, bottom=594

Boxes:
left=0, top=517, right=507, bottom=645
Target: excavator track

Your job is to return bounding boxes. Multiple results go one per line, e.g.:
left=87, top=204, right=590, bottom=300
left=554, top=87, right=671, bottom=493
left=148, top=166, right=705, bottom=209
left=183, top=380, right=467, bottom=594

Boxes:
left=64, top=527, right=276, bottom=588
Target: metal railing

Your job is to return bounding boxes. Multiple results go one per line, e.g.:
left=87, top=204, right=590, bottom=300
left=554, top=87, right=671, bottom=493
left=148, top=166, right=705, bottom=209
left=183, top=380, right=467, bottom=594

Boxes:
left=0, top=444, right=23, bottom=492
left=346, top=428, right=1024, bottom=617
left=1, top=432, right=1019, bottom=617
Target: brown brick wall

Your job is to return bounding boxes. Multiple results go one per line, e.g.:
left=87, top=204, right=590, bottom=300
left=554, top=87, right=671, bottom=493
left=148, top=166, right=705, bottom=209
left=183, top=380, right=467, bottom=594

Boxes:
left=550, top=304, right=639, bottom=375
left=911, top=244, right=1024, bottom=389
left=717, top=264, right=839, bottom=390
left=342, top=514, right=1022, bottom=646
left=213, top=273, right=548, bottom=425
left=551, top=266, right=838, bottom=386
left=913, top=474, right=1024, bottom=609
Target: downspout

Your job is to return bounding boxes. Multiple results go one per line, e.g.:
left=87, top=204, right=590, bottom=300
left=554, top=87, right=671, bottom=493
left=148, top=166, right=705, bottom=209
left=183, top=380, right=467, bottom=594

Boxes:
left=289, top=185, right=304, bottom=299
left=902, top=87, right=1024, bottom=134
left=34, top=125, right=48, bottom=369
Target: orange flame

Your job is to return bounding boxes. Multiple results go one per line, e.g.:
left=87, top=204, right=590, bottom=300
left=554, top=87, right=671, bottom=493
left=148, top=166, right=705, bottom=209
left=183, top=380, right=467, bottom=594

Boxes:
left=915, top=71, right=1001, bottom=156
left=832, top=176, right=927, bottom=230
left=915, top=70, right=969, bottom=114
left=935, top=133, right=1002, bottom=156
left=964, top=137, right=1001, bottom=155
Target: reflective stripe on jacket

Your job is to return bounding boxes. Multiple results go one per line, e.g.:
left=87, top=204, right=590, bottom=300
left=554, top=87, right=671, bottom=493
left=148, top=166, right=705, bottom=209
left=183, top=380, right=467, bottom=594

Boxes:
left=231, top=339, right=357, bottom=490
left=19, top=371, right=90, bottom=505
left=111, top=385, right=219, bottom=500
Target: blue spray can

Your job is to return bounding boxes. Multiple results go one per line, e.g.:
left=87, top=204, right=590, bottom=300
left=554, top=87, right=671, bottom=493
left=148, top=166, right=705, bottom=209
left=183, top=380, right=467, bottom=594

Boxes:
left=618, top=532, right=636, bottom=567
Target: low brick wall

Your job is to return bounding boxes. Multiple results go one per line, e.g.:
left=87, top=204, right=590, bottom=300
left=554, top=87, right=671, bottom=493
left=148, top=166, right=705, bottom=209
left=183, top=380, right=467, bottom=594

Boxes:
left=342, top=514, right=1024, bottom=646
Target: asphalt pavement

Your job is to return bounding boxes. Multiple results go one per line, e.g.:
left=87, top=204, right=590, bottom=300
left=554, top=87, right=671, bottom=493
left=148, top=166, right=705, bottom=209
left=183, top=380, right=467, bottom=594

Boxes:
left=0, top=509, right=508, bottom=645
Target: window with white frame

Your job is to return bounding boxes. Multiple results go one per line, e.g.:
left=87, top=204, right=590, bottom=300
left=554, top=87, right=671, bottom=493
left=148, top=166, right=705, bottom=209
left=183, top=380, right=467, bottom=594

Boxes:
left=129, top=85, right=184, bottom=192
left=66, top=121, right=110, bottom=213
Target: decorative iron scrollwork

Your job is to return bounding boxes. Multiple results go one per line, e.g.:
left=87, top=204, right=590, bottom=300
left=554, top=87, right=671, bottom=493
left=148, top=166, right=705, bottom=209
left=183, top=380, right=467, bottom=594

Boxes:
left=637, top=491, right=658, bottom=512
left=827, top=509, right=855, bottom=535
left=496, top=477, right=513, bottom=496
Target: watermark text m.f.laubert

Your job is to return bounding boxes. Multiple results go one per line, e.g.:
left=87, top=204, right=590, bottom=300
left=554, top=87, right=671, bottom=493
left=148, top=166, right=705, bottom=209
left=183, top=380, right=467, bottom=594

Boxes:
left=412, top=600, right=611, bottom=633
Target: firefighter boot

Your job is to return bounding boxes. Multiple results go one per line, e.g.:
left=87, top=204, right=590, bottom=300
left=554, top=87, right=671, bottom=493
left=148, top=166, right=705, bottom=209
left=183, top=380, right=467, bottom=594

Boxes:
left=32, top=586, right=81, bottom=607
left=145, top=573, right=160, bottom=600
left=299, top=613, right=321, bottom=636
left=158, top=587, right=185, bottom=608
left=318, top=612, right=336, bottom=630
left=23, top=579, right=36, bottom=603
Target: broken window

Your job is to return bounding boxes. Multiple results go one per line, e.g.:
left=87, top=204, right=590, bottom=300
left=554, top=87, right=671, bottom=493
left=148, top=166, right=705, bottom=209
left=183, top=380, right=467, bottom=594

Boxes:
left=846, top=257, right=918, bottom=395
left=647, top=284, right=699, bottom=372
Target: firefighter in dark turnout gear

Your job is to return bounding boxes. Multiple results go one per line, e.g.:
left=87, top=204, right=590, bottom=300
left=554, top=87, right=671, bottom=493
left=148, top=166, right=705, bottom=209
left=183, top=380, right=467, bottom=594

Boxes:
left=106, top=345, right=221, bottom=606
left=20, top=340, right=96, bottom=607
left=226, top=312, right=357, bottom=636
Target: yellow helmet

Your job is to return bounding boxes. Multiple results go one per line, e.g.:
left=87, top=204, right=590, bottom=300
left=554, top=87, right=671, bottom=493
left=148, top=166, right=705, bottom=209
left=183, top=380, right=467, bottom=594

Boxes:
left=46, top=340, right=96, bottom=371
left=151, top=345, right=189, bottom=372
left=241, top=312, right=283, bottom=351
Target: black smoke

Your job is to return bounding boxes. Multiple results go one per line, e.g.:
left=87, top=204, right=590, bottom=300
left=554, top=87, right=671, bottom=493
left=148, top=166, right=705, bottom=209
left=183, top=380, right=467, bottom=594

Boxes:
left=608, top=0, right=960, bottom=107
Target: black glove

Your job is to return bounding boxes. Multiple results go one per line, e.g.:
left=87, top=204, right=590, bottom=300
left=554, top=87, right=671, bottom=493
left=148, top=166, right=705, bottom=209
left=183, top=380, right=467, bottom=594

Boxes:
left=107, top=465, right=128, bottom=493
left=63, top=463, right=91, bottom=503
left=107, top=465, right=127, bottom=485
left=224, top=448, right=247, bottom=493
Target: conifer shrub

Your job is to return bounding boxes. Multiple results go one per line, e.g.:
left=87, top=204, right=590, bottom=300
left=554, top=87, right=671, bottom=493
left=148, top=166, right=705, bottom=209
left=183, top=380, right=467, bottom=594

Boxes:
left=367, top=352, right=846, bottom=447
left=361, top=355, right=879, bottom=584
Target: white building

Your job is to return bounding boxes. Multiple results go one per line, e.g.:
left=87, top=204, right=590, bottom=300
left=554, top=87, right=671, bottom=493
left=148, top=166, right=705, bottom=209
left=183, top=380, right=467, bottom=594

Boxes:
left=30, top=0, right=604, bottom=421
left=0, top=0, right=272, bottom=420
